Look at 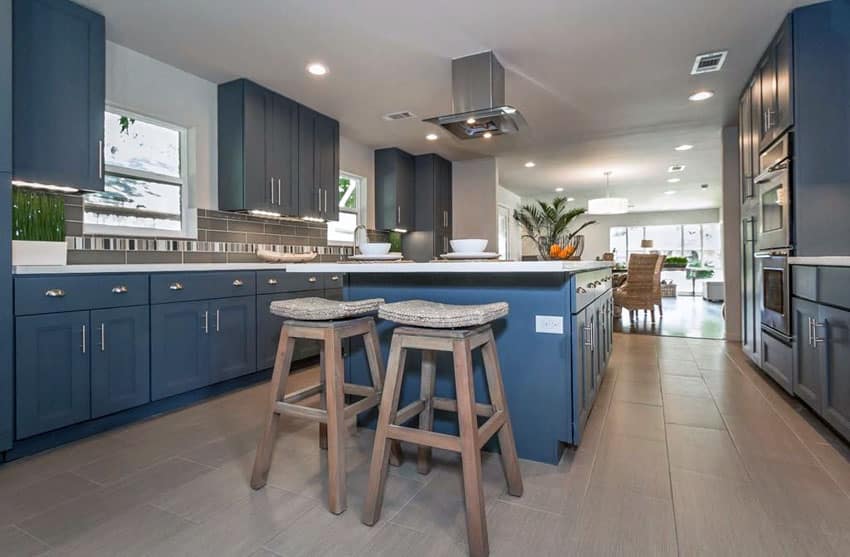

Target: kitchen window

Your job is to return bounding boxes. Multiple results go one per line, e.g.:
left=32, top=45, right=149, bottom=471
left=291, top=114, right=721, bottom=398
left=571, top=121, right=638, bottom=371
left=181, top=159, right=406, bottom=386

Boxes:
left=83, top=109, right=191, bottom=237
left=327, top=172, right=366, bottom=244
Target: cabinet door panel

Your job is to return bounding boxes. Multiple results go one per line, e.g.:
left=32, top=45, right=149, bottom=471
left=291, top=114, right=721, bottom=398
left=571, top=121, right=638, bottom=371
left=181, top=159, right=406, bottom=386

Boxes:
left=150, top=301, right=210, bottom=400
left=297, top=105, right=318, bottom=218
left=243, top=80, right=268, bottom=211
left=16, top=311, right=90, bottom=438
left=90, top=306, right=150, bottom=418
left=571, top=311, right=589, bottom=439
left=13, top=0, right=104, bottom=191
left=773, top=17, right=794, bottom=137
left=739, top=87, right=754, bottom=202
left=257, top=292, right=321, bottom=370
left=315, top=113, right=339, bottom=222
left=210, top=296, right=256, bottom=382
left=277, top=95, right=299, bottom=213
left=792, top=298, right=821, bottom=412
left=758, top=52, right=777, bottom=149
left=820, top=305, right=850, bottom=439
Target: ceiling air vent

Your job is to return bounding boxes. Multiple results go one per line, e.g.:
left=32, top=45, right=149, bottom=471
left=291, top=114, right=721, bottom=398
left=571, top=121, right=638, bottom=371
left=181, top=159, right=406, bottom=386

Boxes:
left=668, top=164, right=686, bottom=173
left=691, top=51, right=727, bottom=75
left=382, top=110, right=417, bottom=121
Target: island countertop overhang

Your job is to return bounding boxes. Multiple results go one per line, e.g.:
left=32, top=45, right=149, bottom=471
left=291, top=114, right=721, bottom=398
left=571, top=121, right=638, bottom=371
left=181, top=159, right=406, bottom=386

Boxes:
left=283, top=260, right=615, bottom=274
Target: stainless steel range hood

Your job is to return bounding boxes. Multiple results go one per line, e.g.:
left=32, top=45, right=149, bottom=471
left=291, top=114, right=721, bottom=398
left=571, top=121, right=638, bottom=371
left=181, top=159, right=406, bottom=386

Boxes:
left=424, top=51, right=525, bottom=140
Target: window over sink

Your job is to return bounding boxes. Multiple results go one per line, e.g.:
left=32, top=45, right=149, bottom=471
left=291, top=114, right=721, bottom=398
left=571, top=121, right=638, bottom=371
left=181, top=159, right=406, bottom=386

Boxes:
left=327, top=172, right=366, bottom=244
left=83, top=108, right=192, bottom=237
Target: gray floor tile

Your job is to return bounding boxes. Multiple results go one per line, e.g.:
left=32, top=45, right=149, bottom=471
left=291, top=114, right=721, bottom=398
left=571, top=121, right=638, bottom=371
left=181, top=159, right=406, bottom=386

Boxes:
left=354, top=522, right=467, bottom=557
left=666, top=424, right=749, bottom=482
left=0, top=525, right=48, bottom=557
left=663, top=393, right=726, bottom=430
left=0, top=472, right=99, bottom=526
left=612, top=379, right=663, bottom=405
left=603, top=400, right=666, bottom=441
left=661, top=375, right=712, bottom=399
left=588, top=433, right=671, bottom=499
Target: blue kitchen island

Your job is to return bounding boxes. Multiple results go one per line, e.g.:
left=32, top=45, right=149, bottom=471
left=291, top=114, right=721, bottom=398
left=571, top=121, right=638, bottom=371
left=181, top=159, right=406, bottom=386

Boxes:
left=288, top=260, right=614, bottom=464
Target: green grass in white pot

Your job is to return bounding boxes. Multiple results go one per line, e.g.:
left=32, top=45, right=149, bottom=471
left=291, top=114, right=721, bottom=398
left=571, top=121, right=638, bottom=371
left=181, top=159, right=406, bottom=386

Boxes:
left=12, top=189, right=66, bottom=242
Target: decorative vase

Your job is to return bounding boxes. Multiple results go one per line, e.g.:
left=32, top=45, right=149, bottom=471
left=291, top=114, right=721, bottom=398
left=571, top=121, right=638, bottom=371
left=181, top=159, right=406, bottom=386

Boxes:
left=12, top=240, right=68, bottom=266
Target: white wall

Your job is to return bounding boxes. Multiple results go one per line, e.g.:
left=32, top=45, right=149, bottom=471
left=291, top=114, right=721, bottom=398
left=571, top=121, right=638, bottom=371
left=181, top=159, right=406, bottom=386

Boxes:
left=105, top=41, right=218, bottom=210
left=107, top=41, right=375, bottom=219
left=530, top=207, right=722, bottom=260
left=496, top=185, right=522, bottom=260
left=452, top=158, right=499, bottom=249
left=722, top=126, right=742, bottom=341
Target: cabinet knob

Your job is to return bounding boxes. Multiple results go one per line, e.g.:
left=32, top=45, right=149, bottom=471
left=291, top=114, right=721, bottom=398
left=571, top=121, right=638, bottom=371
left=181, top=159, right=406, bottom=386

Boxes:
left=330, top=275, right=340, bottom=281
left=169, top=282, right=184, bottom=291
left=45, top=288, right=65, bottom=298
left=111, top=285, right=128, bottom=294
left=308, top=276, right=318, bottom=283
left=267, top=278, right=279, bottom=285
left=232, top=279, right=244, bottom=287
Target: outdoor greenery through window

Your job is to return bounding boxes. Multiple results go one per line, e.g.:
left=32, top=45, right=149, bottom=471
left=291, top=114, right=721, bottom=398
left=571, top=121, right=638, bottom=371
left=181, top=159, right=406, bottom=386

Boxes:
left=84, top=110, right=187, bottom=234
left=327, top=172, right=365, bottom=244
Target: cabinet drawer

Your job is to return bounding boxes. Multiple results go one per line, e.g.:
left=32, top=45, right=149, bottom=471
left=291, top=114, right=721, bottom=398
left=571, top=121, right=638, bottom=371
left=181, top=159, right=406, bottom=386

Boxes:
left=150, top=271, right=256, bottom=304
left=15, top=274, right=148, bottom=316
left=324, top=273, right=345, bottom=289
left=256, top=271, right=323, bottom=294
left=761, top=331, right=793, bottom=394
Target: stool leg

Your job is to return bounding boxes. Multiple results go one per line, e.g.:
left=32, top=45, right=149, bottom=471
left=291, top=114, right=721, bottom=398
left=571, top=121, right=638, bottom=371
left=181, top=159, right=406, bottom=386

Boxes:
left=362, top=336, right=407, bottom=526
left=251, top=326, right=295, bottom=490
left=318, top=344, right=328, bottom=451
left=324, top=328, right=347, bottom=514
left=453, top=338, right=489, bottom=557
left=417, top=349, right=437, bottom=475
left=363, top=320, right=403, bottom=467
left=481, top=330, right=523, bottom=497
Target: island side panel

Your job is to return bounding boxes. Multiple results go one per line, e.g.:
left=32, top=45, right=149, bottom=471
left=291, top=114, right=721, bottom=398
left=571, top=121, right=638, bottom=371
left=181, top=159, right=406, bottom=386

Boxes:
left=345, top=272, right=573, bottom=465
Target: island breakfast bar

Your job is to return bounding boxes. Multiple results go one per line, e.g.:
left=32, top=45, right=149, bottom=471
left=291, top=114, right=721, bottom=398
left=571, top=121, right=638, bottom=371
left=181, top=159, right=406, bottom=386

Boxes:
left=286, top=261, right=614, bottom=464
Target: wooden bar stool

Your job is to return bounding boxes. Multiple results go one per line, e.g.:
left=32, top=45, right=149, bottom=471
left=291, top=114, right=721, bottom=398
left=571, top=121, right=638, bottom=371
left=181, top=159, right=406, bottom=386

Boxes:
left=362, top=300, right=523, bottom=557
left=250, top=296, right=401, bottom=515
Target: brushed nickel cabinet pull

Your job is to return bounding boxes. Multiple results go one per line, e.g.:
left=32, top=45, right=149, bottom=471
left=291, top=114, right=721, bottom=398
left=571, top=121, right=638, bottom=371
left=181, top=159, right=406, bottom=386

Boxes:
left=267, top=278, right=279, bottom=285
left=98, top=140, right=103, bottom=179
left=100, top=323, right=105, bottom=352
left=232, top=279, right=244, bottom=287
left=81, top=324, right=87, bottom=354
left=202, top=310, right=209, bottom=334
left=270, top=176, right=275, bottom=205
left=169, top=282, right=183, bottom=291
left=111, top=285, right=128, bottom=294
left=215, top=309, right=220, bottom=332
left=45, top=289, right=65, bottom=297
left=308, top=276, right=318, bottom=283
left=278, top=178, right=282, bottom=207
left=324, top=188, right=328, bottom=213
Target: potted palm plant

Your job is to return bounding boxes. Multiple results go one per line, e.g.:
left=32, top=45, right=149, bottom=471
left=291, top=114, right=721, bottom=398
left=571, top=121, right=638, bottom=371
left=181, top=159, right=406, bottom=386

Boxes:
left=513, top=197, right=596, bottom=260
left=11, top=189, right=67, bottom=266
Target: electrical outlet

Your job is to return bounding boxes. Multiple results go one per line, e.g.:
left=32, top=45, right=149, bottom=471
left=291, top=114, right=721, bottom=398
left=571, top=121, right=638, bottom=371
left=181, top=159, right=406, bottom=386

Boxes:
left=535, top=315, right=564, bottom=334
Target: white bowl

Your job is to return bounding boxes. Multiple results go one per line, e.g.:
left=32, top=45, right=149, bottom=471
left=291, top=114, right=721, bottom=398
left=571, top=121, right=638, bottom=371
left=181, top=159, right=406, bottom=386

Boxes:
left=450, top=239, right=488, bottom=253
left=359, top=243, right=391, bottom=256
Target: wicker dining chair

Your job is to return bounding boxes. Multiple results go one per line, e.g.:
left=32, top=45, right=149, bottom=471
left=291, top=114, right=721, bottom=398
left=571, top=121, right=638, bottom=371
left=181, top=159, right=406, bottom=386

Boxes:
left=613, top=254, right=666, bottom=323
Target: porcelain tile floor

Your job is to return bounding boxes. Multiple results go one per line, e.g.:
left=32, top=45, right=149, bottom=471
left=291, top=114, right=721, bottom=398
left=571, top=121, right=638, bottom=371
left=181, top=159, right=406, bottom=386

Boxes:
left=2, top=335, right=850, bottom=556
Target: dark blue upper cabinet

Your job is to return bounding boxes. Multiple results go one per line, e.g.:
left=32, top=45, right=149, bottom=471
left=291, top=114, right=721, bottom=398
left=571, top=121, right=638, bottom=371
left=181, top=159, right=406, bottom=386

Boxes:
left=150, top=300, right=210, bottom=400
left=209, top=296, right=256, bottom=382
left=374, top=148, right=415, bottom=231
left=90, top=306, right=150, bottom=418
left=792, top=2, right=850, bottom=256
left=16, top=311, right=91, bottom=439
left=1, top=0, right=11, bottom=173
left=0, top=0, right=12, bottom=452
left=12, top=0, right=105, bottom=191
left=315, top=112, right=339, bottom=222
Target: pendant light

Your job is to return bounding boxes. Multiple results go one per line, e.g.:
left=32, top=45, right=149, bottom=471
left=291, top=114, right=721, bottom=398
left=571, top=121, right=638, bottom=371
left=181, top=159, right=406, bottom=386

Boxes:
left=587, top=171, right=629, bottom=215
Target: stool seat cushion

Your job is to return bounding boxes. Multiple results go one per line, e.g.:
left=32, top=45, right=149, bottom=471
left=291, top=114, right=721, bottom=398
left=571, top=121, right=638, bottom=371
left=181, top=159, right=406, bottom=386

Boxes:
left=269, top=297, right=384, bottom=320
left=378, top=299, right=509, bottom=328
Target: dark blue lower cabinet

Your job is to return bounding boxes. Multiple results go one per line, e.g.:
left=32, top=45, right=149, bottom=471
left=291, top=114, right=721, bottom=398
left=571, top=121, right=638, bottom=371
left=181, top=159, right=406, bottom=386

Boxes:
left=210, top=296, right=256, bottom=382
left=819, top=304, right=850, bottom=440
left=572, top=309, right=590, bottom=439
left=150, top=301, right=210, bottom=400
left=256, top=291, right=321, bottom=370
left=792, top=298, right=822, bottom=411
left=90, top=305, right=150, bottom=418
left=16, top=311, right=90, bottom=438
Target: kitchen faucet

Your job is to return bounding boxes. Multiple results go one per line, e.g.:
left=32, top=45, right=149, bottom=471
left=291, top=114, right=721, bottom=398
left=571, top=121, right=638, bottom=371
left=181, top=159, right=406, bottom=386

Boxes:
left=353, top=224, right=368, bottom=255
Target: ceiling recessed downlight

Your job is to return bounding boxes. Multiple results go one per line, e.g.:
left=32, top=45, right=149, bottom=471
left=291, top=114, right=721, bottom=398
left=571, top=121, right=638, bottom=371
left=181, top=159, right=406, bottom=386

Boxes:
left=524, top=161, right=536, bottom=168
left=425, top=133, right=438, bottom=141
left=664, top=190, right=677, bottom=195
left=466, top=117, right=477, bottom=124
left=555, top=187, right=564, bottom=192
left=482, top=131, right=493, bottom=139
left=668, top=164, right=686, bottom=173
left=306, top=62, right=328, bottom=76
left=688, top=90, right=714, bottom=101
left=674, top=144, right=694, bottom=151
left=667, top=178, right=681, bottom=183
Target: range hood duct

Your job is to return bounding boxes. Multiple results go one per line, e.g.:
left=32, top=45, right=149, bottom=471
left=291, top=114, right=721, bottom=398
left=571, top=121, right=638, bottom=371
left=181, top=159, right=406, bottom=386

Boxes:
left=424, top=51, right=525, bottom=140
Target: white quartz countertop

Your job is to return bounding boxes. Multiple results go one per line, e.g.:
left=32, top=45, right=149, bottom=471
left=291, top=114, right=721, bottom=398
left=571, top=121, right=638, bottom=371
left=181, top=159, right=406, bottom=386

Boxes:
left=789, top=256, right=850, bottom=267
left=13, top=260, right=614, bottom=275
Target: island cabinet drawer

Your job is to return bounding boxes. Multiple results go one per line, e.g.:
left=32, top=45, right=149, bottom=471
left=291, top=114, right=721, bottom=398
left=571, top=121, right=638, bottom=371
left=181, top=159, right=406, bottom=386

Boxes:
left=257, top=271, right=324, bottom=294
left=15, top=275, right=149, bottom=316
left=150, top=271, right=256, bottom=304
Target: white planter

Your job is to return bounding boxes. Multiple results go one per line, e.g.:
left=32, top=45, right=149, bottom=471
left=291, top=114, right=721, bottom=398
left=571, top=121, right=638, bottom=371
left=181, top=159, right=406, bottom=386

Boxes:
left=12, top=240, right=68, bottom=266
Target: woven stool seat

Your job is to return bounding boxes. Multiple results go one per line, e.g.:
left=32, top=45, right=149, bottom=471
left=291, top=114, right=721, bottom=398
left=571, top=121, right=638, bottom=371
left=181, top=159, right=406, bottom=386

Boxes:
left=378, top=299, right=508, bottom=328
left=269, top=297, right=384, bottom=320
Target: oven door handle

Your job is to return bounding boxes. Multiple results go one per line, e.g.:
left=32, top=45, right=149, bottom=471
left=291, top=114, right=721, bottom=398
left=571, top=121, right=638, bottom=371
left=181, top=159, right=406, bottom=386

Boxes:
left=754, top=252, right=775, bottom=259
left=754, top=163, right=789, bottom=184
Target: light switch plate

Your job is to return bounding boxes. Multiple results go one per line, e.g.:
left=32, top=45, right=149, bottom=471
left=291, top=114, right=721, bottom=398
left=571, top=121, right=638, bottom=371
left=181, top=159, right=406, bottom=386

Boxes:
left=535, top=315, right=564, bottom=334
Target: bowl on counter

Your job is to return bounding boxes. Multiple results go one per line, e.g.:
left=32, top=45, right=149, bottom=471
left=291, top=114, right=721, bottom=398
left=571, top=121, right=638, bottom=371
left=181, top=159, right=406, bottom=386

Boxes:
left=359, top=243, right=391, bottom=256
left=450, top=239, right=488, bottom=253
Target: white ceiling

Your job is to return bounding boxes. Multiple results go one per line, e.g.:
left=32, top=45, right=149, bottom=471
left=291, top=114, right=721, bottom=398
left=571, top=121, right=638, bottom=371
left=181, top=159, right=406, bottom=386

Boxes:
left=77, top=0, right=812, bottom=211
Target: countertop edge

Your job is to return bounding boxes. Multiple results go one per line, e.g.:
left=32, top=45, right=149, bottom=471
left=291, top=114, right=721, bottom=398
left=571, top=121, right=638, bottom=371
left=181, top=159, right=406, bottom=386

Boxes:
left=788, top=256, right=850, bottom=267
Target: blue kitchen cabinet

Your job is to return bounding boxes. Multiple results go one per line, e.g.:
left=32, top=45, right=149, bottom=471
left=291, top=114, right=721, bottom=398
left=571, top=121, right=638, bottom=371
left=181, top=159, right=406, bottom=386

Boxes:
left=793, top=297, right=822, bottom=412
left=12, top=0, right=105, bottom=191
left=150, top=300, right=210, bottom=400
left=16, top=311, right=90, bottom=438
left=90, top=306, right=150, bottom=418
left=256, top=291, right=320, bottom=370
left=818, top=304, right=850, bottom=440
left=0, top=172, right=10, bottom=451
left=1, top=0, right=11, bottom=173
left=210, top=296, right=256, bottom=382
left=571, top=308, right=591, bottom=440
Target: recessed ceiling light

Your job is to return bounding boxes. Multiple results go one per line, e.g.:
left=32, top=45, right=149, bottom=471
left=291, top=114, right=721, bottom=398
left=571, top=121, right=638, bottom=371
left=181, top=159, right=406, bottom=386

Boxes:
left=482, top=131, right=493, bottom=139
left=306, top=62, right=328, bottom=76
left=466, top=117, right=477, bottom=124
left=524, top=161, right=536, bottom=168
left=425, top=133, right=438, bottom=141
left=674, top=144, right=694, bottom=151
left=688, top=90, right=714, bottom=101
left=667, top=178, right=681, bottom=183
left=555, top=187, right=564, bottom=192
left=668, top=164, right=686, bottom=173
left=502, top=106, right=517, bottom=114
left=664, top=190, right=677, bottom=195
left=567, top=197, right=575, bottom=202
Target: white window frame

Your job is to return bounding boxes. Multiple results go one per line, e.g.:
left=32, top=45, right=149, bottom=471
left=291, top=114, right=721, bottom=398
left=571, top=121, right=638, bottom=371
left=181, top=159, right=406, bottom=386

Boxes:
left=327, top=171, right=367, bottom=245
left=83, top=105, right=196, bottom=239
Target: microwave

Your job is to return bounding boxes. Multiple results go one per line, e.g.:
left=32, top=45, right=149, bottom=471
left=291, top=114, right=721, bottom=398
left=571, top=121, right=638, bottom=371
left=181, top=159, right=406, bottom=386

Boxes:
left=756, top=133, right=792, bottom=252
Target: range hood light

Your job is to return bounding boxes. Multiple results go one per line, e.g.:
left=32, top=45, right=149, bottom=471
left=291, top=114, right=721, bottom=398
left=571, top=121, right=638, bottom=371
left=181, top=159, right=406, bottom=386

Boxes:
left=12, top=180, right=80, bottom=193
left=250, top=209, right=281, bottom=218
left=466, top=117, right=476, bottom=124
left=302, top=216, right=326, bottom=223
left=392, top=228, right=408, bottom=233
